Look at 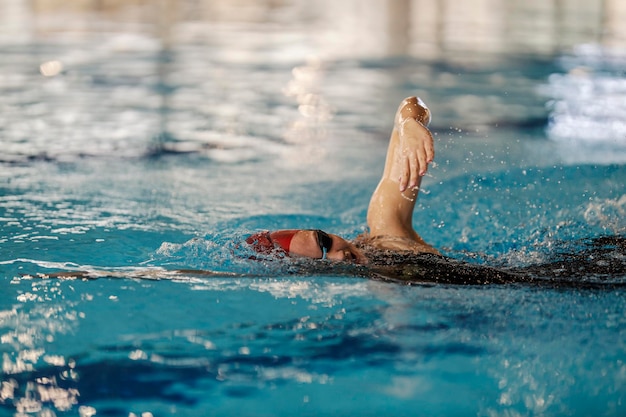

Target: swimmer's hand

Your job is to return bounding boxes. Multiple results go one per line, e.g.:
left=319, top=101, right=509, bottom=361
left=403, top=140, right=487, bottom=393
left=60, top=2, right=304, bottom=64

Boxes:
left=395, top=117, right=435, bottom=192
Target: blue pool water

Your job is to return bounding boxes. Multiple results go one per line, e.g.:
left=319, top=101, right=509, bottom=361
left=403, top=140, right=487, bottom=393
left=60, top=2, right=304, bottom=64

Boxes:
left=2, top=4, right=626, bottom=416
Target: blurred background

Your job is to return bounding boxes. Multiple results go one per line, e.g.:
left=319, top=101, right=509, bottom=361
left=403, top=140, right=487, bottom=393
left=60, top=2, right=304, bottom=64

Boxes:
left=1, top=0, right=625, bottom=166
left=2, top=0, right=625, bottom=57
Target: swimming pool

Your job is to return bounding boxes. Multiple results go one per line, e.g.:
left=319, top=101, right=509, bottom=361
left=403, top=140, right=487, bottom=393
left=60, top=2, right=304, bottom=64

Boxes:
left=1, top=2, right=626, bottom=416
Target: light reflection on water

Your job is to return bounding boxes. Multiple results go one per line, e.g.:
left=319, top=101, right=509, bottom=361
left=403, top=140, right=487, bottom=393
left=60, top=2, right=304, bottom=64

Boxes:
left=544, top=50, right=626, bottom=148
left=2, top=274, right=625, bottom=416
left=1, top=277, right=81, bottom=415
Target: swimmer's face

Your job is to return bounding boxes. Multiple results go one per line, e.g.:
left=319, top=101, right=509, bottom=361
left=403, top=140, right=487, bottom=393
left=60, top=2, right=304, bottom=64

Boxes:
left=271, top=230, right=367, bottom=264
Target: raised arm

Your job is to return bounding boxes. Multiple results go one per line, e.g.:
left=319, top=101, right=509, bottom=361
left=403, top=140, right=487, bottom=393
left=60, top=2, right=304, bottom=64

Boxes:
left=365, top=96, right=439, bottom=254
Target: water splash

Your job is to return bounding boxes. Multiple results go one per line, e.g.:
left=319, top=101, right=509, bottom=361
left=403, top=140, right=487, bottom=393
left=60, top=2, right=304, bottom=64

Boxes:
left=583, top=194, right=626, bottom=234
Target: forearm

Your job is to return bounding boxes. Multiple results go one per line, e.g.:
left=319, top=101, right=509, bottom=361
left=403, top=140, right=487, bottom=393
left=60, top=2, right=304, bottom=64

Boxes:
left=367, top=177, right=419, bottom=238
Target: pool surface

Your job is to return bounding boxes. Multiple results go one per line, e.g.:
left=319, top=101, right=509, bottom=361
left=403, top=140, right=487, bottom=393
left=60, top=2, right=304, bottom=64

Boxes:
left=1, top=1, right=626, bottom=416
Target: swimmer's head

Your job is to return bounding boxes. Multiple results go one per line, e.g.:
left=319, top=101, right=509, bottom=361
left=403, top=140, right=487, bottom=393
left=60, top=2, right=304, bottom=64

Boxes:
left=246, top=229, right=366, bottom=263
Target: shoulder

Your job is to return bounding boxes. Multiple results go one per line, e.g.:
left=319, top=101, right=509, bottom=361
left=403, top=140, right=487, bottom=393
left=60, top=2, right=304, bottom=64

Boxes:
left=354, top=233, right=440, bottom=255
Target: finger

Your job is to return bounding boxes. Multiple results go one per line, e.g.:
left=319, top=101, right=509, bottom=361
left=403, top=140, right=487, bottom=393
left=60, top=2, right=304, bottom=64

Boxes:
left=408, top=151, right=419, bottom=188
left=425, top=136, right=435, bottom=163
left=399, top=155, right=411, bottom=191
left=416, top=145, right=429, bottom=177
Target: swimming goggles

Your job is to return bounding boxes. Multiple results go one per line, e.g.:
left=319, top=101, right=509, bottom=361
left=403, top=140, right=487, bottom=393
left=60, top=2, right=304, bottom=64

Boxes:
left=313, top=229, right=333, bottom=259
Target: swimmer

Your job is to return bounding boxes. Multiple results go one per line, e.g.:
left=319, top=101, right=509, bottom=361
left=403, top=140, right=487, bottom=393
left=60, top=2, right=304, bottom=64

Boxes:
left=36, top=94, right=626, bottom=287
left=247, top=96, right=440, bottom=263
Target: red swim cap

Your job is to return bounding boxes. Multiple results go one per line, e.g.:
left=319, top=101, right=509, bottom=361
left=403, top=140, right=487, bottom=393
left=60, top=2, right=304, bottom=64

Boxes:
left=269, top=230, right=298, bottom=253
left=246, top=230, right=298, bottom=255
